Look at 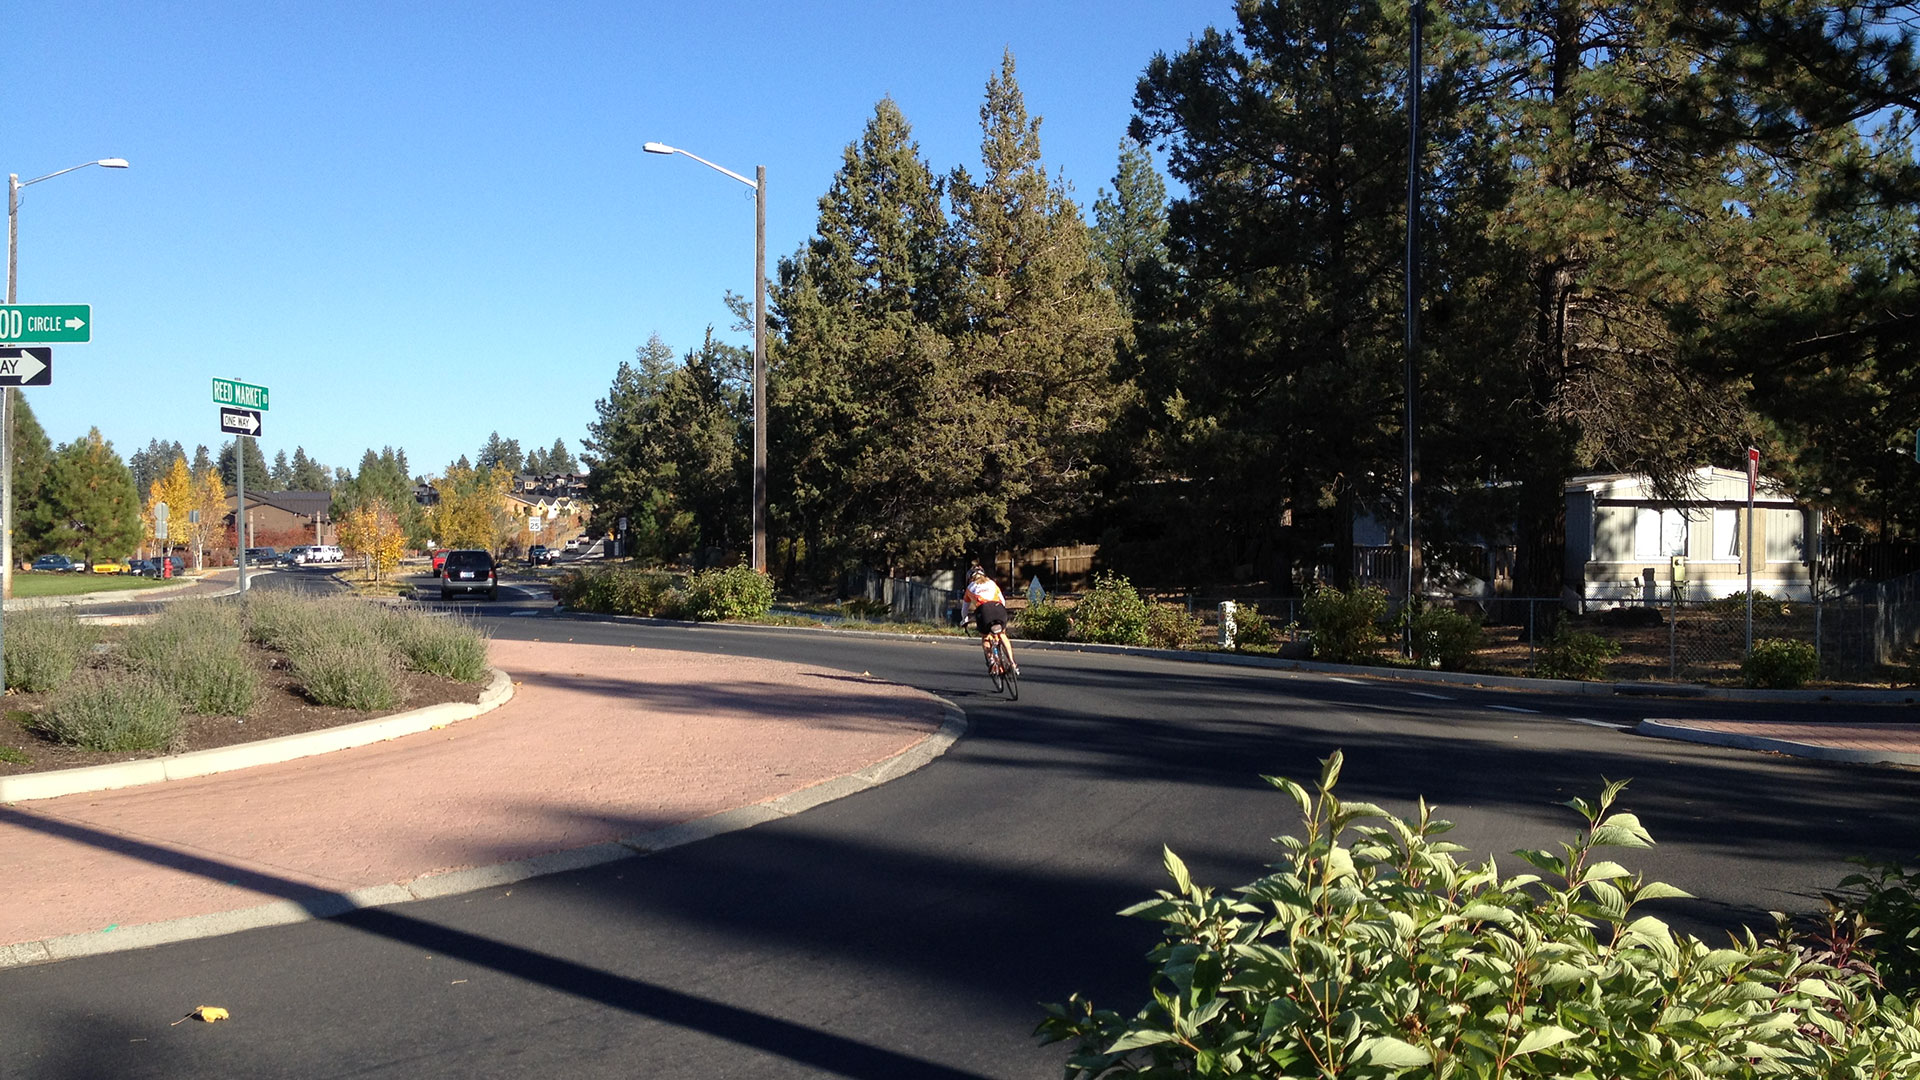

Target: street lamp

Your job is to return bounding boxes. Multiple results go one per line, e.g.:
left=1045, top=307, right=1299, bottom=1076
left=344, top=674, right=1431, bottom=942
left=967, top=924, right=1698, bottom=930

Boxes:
left=643, top=141, right=768, bottom=573
left=4, top=157, right=130, bottom=603
left=2, top=157, right=128, bottom=693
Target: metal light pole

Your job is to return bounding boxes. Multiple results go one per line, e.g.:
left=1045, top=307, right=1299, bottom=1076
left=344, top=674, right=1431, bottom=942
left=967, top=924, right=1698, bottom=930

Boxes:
left=642, top=142, right=767, bottom=572
left=2, top=157, right=128, bottom=689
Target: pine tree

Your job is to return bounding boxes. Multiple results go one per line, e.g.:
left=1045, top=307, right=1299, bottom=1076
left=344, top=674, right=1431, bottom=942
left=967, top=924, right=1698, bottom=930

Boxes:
left=38, top=428, right=143, bottom=565
left=219, top=438, right=273, bottom=491
left=477, top=432, right=523, bottom=474
left=770, top=96, right=962, bottom=574
left=9, top=397, right=55, bottom=557
left=944, top=52, right=1128, bottom=559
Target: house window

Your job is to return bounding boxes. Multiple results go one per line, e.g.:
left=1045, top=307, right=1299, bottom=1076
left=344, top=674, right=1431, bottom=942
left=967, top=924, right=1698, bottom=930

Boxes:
left=1766, top=509, right=1805, bottom=562
left=1635, top=508, right=1688, bottom=558
left=1712, top=509, right=1739, bottom=560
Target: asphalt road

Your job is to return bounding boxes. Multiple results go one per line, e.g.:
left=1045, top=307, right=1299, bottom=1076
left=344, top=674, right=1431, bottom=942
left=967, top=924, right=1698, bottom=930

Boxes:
left=4, top=613, right=1917, bottom=1079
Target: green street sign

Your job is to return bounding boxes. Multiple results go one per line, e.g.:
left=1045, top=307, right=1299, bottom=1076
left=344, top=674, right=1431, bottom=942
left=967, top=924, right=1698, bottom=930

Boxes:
left=0, top=304, right=91, bottom=344
left=212, top=377, right=269, bottom=411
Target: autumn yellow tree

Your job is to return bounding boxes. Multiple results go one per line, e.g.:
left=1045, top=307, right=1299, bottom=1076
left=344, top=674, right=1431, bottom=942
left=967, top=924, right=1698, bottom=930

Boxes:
left=429, top=462, right=512, bottom=551
left=144, top=455, right=194, bottom=558
left=189, top=468, right=227, bottom=569
left=337, top=499, right=407, bottom=581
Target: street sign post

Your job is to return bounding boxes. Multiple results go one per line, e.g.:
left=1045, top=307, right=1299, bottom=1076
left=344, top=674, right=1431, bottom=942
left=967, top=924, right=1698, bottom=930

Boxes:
left=0, top=347, right=52, bottom=386
left=0, top=304, right=90, bottom=343
left=219, top=408, right=263, bottom=437
left=211, top=377, right=269, bottom=411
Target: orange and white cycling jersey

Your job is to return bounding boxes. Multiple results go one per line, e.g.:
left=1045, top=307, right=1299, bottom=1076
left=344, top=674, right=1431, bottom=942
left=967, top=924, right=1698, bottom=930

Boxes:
left=964, top=578, right=1006, bottom=610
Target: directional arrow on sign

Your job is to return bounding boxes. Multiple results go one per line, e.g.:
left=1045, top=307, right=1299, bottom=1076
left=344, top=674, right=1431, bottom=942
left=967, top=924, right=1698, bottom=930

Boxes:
left=63, top=317, right=85, bottom=331
left=0, top=348, right=53, bottom=386
left=219, top=408, right=263, bottom=436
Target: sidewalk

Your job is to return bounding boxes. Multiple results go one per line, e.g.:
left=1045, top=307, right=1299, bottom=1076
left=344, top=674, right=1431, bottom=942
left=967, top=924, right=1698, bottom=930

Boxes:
left=0, top=639, right=955, bottom=966
left=1637, top=717, right=1920, bottom=766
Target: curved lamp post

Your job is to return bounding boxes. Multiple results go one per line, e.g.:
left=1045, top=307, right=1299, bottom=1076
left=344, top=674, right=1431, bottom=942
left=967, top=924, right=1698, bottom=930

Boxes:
left=2, top=157, right=129, bottom=690
left=643, top=141, right=767, bottom=572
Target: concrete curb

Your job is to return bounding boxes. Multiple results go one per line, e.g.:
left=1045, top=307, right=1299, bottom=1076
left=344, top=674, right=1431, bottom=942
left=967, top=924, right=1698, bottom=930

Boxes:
left=1636, top=718, right=1920, bottom=767
left=0, top=667, right=516, bottom=804
left=558, top=610, right=1920, bottom=705
left=0, top=695, right=966, bottom=968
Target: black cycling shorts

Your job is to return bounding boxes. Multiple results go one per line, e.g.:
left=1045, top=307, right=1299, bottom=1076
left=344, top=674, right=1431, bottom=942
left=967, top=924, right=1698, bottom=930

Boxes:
left=972, top=601, right=1009, bottom=634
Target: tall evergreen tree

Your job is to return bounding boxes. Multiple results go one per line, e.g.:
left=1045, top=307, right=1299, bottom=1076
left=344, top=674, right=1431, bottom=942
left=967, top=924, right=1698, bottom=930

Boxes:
left=270, top=450, right=293, bottom=489
left=218, top=438, right=273, bottom=491
left=770, top=96, right=963, bottom=574
left=288, top=446, right=331, bottom=491
left=36, top=429, right=142, bottom=565
left=1128, top=3, right=1414, bottom=584
left=944, top=52, right=1128, bottom=558
left=476, top=432, right=524, bottom=474
left=128, top=438, right=186, bottom=501
left=9, top=397, right=56, bottom=557
left=544, top=437, right=578, bottom=475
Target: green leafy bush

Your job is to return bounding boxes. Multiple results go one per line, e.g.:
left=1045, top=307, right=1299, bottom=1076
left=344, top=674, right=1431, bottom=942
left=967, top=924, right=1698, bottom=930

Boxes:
left=679, top=565, right=775, bottom=621
left=124, top=601, right=259, bottom=716
left=1019, top=597, right=1073, bottom=641
left=1232, top=606, right=1279, bottom=650
left=1534, top=621, right=1622, bottom=681
left=1406, top=602, right=1483, bottom=671
left=4, top=608, right=93, bottom=693
left=1039, top=753, right=1920, bottom=1078
left=1073, top=573, right=1149, bottom=646
left=1145, top=604, right=1202, bottom=649
left=1711, top=590, right=1789, bottom=619
left=294, top=641, right=401, bottom=711
left=33, top=672, right=183, bottom=751
left=551, top=566, right=680, bottom=616
left=1744, top=637, right=1818, bottom=689
left=1301, top=584, right=1387, bottom=663
left=1829, top=859, right=1920, bottom=1000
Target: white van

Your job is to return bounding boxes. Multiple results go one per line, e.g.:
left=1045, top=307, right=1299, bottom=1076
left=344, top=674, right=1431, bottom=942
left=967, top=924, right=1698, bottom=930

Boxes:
left=315, top=545, right=344, bottom=562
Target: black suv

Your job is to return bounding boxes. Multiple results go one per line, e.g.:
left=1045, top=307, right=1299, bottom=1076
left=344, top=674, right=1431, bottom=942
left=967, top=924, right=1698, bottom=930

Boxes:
left=439, top=549, right=498, bottom=601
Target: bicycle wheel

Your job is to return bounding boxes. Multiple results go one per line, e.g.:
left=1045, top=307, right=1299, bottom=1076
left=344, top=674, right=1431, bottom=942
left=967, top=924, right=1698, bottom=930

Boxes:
left=995, top=637, right=1019, bottom=701
left=984, top=640, right=1006, bottom=692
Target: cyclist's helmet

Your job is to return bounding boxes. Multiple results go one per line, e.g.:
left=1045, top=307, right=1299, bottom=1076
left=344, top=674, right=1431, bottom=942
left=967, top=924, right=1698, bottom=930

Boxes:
left=968, top=566, right=987, bottom=581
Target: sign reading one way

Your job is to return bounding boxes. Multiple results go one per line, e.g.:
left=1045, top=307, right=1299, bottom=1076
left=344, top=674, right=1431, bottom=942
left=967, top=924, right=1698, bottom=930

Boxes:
left=212, top=377, right=269, bottom=411
left=0, top=304, right=90, bottom=344
left=0, top=347, right=53, bottom=386
left=219, top=408, right=263, bottom=437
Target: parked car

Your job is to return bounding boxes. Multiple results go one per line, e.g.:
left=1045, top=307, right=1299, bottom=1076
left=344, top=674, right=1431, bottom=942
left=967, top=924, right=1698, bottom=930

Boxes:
left=91, top=559, right=128, bottom=575
left=29, top=554, right=77, bottom=572
left=127, top=558, right=160, bottom=578
left=287, top=545, right=314, bottom=564
left=243, top=546, right=278, bottom=565
left=163, top=556, right=187, bottom=576
left=313, top=545, right=344, bottom=563
left=528, top=545, right=555, bottom=566
left=431, top=549, right=451, bottom=577
left=439, top=549, right=498, bottom=601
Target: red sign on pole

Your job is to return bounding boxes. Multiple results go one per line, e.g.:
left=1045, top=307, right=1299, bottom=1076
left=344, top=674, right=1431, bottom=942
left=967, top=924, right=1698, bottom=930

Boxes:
left=1746, top=447, right=1759, bottom=497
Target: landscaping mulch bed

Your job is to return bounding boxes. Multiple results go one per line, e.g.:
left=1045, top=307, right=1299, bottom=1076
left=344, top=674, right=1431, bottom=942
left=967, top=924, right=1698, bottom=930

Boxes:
left=0, top=641, right=486, bottom=778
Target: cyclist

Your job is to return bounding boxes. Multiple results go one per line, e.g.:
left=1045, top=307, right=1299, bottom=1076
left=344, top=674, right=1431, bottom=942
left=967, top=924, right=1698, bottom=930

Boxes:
left=961, top=567, right=1019, bottom=674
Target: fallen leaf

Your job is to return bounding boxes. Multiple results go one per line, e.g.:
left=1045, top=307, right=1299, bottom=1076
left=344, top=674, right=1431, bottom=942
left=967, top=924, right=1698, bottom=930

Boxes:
left=196, top=1006, right=229, bottom=1022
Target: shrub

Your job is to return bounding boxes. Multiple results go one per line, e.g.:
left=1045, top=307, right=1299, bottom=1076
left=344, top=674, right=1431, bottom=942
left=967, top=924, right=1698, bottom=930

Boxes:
left=294, top=641, right=401, bottom=711
left=1829, top=859, right=1920, bottom=1000
left=1226, top=605, right=1281, bottom=651
left=680, top=565, right=775, bottom=621
left=1145, top=603, right=1202, bottom=649
left=124, top=601, right=258, bottom=716
left=1039, top=753, right=1920, bottom=1078
left=1018, top=597, right=1073, bottom=641
left=1744, top=637, right=1818, bottom=689
left=1301, top=584, right=1387, bottom=663
left=1534, top=621, right=1621, bottom=681
left=391, top=613, right=492, bottom=682
left=1711, top=590, right=1788, bottom=619
left=1406, top=602, right=1483, bottom=671
left=33, top=672, right=183, bottom=752
left=1072, top=573, right=1149, bottom=646
left=4, top=608, right=93, bottom=693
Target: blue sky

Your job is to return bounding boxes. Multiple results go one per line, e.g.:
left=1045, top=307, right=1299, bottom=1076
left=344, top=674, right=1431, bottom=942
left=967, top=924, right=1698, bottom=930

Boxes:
left=9, top=1, right=1218, bottom=482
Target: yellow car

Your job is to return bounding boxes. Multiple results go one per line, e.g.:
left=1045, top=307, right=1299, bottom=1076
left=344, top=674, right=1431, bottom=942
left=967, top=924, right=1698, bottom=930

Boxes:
left=90, top=560, right=131, bottom=575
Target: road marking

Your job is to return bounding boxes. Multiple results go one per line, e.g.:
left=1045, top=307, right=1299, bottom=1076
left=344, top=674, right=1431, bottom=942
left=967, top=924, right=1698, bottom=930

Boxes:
left=1487, top=704, right=1540, bottom=714
left=1566, top=717, right=1633, bottom=730
left=1325, top=677, right=1365, bottom=685
left=1403, top=691, right=1453, bottom=700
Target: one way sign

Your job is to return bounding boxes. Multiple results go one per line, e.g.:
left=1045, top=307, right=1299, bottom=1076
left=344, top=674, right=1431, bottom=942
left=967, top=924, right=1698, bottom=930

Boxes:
left=0, top=347, right=53, bottom=386
left=219, top=408, right=263, bottom=437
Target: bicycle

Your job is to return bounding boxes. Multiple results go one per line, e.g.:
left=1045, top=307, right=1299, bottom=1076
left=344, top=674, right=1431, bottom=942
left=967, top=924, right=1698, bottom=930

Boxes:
left=980, top=622, right=1019, bottom=701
